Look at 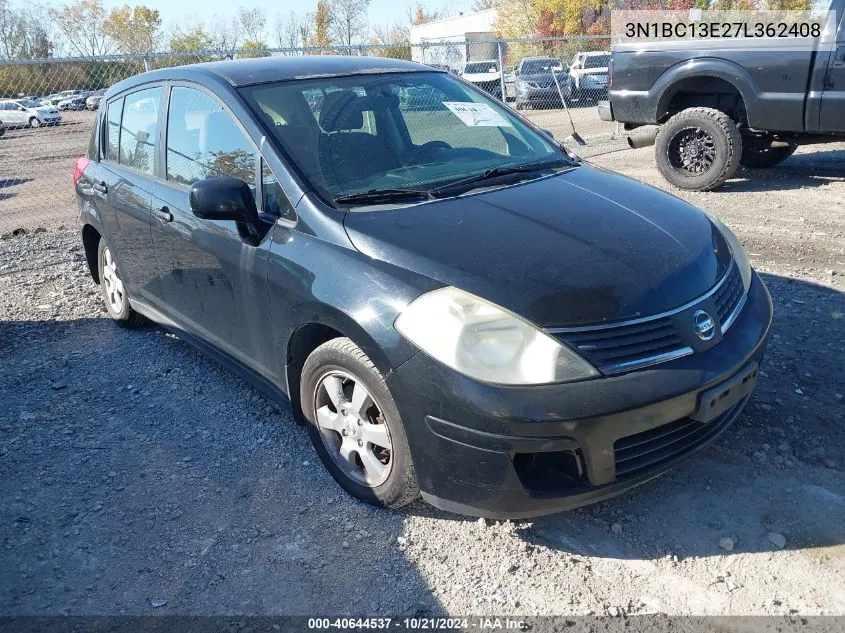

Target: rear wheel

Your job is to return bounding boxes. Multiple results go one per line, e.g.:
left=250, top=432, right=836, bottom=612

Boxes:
left=97, top=238, right=145, bottom=327
left=740, top=135, right=797, bottom=168
left=300, top=338, right=419, bottom=509
left=29, top=117, right=40, bottom=128
left=655, top=107, right=742, bottom=191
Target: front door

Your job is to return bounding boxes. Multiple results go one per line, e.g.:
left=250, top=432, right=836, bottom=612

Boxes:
left=151, top=85, right=276, bottom=379
left=820, top=12, right=845, bottom=132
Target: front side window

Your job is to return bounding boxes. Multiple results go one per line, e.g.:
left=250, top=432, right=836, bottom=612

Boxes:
left=104, top=97, right=124, bottom=163
left=119, top=88, right=161, bottom=174
left=166, top=86, right=257, bottom=189
left=240, top=71, right=565, bottom=203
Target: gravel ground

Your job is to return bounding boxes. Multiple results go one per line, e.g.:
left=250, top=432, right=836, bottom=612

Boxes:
left=1, top=144, right=844, bottom=617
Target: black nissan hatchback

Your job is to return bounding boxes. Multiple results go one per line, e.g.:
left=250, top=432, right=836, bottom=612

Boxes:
left=74, top=56, right=772, bottom=518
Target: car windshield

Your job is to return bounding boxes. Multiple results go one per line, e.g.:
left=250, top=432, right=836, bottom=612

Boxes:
left=464, top=62, right=499, bottom=73
left=17, top=100, right=39, bottom=108
left=239, top=71, right=569, bottom=204
left=584, top=55, right=610, bottom=69
left=521, top=59, right=563, bottom=74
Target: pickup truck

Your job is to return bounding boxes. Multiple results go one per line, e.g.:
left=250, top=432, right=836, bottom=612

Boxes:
left=599, top=3, right=845, bottom=190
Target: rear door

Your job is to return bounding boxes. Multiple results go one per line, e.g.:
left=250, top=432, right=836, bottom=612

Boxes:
left=820, top=10, right=845, bottom=132
left=150, top=84, right=278, bottom=378
left=93, top=87, right=163, bottom=306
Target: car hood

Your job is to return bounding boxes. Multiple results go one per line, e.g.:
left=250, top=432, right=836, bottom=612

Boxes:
left=34, top=106, right=57, bottom=113
left=343, top=165, right=732, bottom=327
left=518, top=72, right=563, bottom=83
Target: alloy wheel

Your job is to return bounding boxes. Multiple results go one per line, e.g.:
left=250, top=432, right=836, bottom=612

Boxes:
left=313, top=370, right=393, bottom=487
left=668, top=126, right=716, bottom=174
left=101, top=246, right=125, bottom=314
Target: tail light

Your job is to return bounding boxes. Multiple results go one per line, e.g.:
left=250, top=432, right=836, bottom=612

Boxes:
left=73, top=156, right=90, bottom=186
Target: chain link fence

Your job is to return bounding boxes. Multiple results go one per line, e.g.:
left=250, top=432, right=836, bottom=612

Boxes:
left=0, top=36, right=623, bottom=232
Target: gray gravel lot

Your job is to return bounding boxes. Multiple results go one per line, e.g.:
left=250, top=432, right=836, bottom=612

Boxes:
left=1, top=136, right=844, bottom=616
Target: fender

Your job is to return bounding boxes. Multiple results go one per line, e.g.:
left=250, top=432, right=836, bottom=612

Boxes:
left=653, top=58, right=759, bottom=123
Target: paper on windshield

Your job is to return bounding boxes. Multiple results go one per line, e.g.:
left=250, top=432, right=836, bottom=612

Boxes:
left=443, top=102, right=512, bottom=127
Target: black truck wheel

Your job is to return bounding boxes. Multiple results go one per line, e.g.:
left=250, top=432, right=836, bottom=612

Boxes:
left=655, top=107, right=742, bottom=191
left=740, top=136, right=797, bottom=168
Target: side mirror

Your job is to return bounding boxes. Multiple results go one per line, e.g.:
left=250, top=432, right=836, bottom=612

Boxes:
left=190, top=176, right=259, bottom=225
left=541, top=129, right=554, bottom=139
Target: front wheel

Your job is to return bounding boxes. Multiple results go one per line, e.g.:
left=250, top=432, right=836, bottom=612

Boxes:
left=740, top=136, right=797, bottom=168
left=29, top=117, right=40, bottom=128
left=97, top=238, right=145, bottom=327
left=300, top=338, right=419, bottom=509
left=655, top=107, right=742, bottom=191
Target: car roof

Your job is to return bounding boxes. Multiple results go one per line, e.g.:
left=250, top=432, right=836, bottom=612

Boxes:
left=108, top=55, right=439, bottom=96
left=582, top=51, right=610, bottom=56
left=466, top=59, right=497, bottom=64
left=522, top=56, right=558, bottom=61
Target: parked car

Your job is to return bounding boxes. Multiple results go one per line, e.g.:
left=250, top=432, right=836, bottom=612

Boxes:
left=461, top=59, right=503, bottom=99
left=40, top=90, right=79, bottom=107
left=513, top=56, right=568, bottom=110
left=58, top=94, right=88, bottom=111
left=75, top=56, right=772, bottom=518
left=0, top=99, right=61, bottom=127
left=86, top=89, right=107, bottom=110
left=568, top=51, right=610, bottom=103
left=0, top=120, right=6, bottom=137
left=600, top=0, right=845, bottom=191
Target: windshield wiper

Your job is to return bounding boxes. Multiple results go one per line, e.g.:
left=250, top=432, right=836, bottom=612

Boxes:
left=334, top=188, right=430, bottom=206
left=428, top=158, right=575, bottom=198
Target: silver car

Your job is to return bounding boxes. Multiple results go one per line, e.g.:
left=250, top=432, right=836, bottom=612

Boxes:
left=0, top=99, right=62, bottom=128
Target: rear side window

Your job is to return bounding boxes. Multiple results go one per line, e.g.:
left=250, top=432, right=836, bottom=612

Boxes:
left=104, top=97, right=123, bottom=163
left=119, top=88, right=161, bottom=174
left=165, top=86, right=257, bottom=188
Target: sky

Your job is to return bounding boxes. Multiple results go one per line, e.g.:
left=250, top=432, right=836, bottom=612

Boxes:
left=90, top=0, right=474, bottom=42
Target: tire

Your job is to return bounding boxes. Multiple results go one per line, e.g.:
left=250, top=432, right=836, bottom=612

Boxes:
left=96, top=238, right=145, bottom=327
left=300, top=337, right=419, bottom=509
left=740, top=137, right=797, bottom=168
left=29, top=117, right=40, bottom=128
left=515, top=101, right=523, bottom=110
left=655, top=107, right=742, bottom=191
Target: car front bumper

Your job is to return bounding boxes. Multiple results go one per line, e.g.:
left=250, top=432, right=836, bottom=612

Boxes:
left=386, top=271, right=772, bottom=519
left=516, top=87, right=561, bottom=104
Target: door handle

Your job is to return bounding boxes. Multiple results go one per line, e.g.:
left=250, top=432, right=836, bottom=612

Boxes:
left=92, top=181, right=107, bottom=194
left=153, top=206, right=173, bottom=223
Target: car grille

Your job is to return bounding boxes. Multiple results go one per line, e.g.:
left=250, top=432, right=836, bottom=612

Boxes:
left=549, top=262, right=746, bottom=374
left=713, top=263, right=745, bottom=330
left=613, top=396, right=747, bottom=478
left=554, top=316, right=687, bottom=373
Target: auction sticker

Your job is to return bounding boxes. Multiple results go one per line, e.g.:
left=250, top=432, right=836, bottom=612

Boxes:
left=443, top=102, right=512, bottom=127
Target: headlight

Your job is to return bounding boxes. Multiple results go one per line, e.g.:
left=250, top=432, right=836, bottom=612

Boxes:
left=394, top=286, right=599, bottom=385
left=706, top=213, right=752, bottom=290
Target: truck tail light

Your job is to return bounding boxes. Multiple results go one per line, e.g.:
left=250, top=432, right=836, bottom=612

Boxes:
left=73, top=156, right=90, bottom=186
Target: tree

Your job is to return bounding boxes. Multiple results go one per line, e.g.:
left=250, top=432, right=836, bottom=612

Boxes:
left=170, top=26, right=212, bottom=53
left=370, top=23, right=411, bottom=59
left=329, top=0, right=371, bottom=49
left=49, top=0, right=114, bottom=57
left=102, top=4, right=162, bottom=56
left=410, top=3, right=442, bottom=25
left=310, top=0, right=333, bottom=49
left=472, top=0, right=499, bottom=9
left=208, top=13, right=242, bottom=59
left=237, top=7, right=267, bottom=43
left=237, top=39, right=268, bottom=58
